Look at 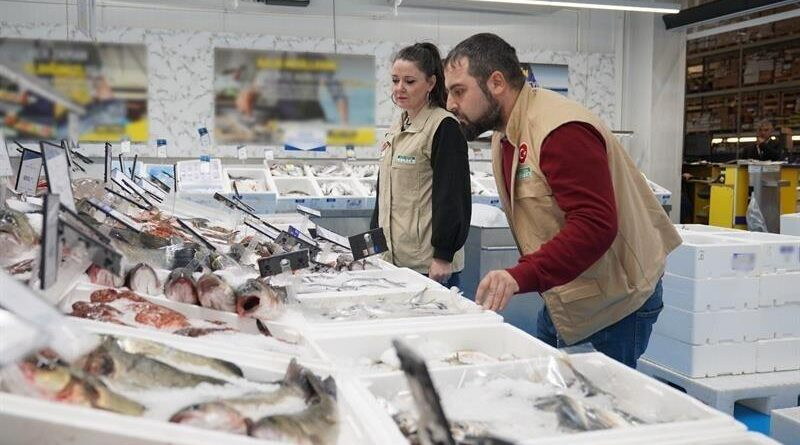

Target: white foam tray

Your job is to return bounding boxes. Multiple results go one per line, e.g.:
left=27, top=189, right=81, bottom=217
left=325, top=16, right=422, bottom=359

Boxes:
left=770, top=407, right=800, bottom=445
left=309, top=322, right=559, bottom=374
left=759, top=272, right=800, bottom=307
left=780, top=213, right=800, bottom=236
left=654, top=304, right=760, bottom=345
left=353, top=353, right=743, bottom=445
left=758, top=304, right=800, bottom=340
left=757, top=338, right=800, bottom=372
left=0, top=333, right=372, bottom=445
left=674, top=224, right=741, bottom=234
left=59, top=285, right=317, bottom=360
left=662, top=273, right=759, bottom=311
left=714, top=231, right=800, bottom=273
left=290, top=268, right=441, bottom=301
left=667, top=233, right=761, bottom=279
left=643, top=332, right=757, bottom=378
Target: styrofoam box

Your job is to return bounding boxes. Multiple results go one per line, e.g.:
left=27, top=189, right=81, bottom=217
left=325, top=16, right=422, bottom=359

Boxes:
left=756, top=338, right=800, bottom=372
left=291, top=268, right=441, bottom=301
left=313, top=178, right=369, bottom=210
left=272, top=176, right=322, bottom=212
left=643, top=332, right=757, bottom=378
left=759, top=272, right=800, bottom=306
left=675, top=224, right=742, bottom=234
left=770, top=407, right=800, bottom=445
left=0, top=331, right=372, bottom=445
left=714, top=231, right=800, bottom=273
left=663, top=273, right=759, bottom=311
left=667, top=233, right=761, bottom=279
left=354, top=353, right=743, bottom=445
left=758, top=304, right=800, bottom=340
left=654, top=305, right=760, bottom=345
left=781, top=213, right=800, bottom=236
left=59, top=285, right=319, bottom=361
left=309, top=322, right=559, bottom=374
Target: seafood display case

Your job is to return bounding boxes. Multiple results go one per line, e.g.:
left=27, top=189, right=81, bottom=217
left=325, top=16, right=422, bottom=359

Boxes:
left=353, top=353, right=745, bottom=445
left=222, top=167, right=278, bottom=214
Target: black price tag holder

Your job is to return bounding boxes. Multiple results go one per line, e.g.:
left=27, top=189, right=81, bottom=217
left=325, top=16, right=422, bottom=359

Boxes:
left=348, top=227, right=387, bottom=261
left=257, top=249, right=310, bottom=278
left=39, top=194, right=123, bottom=292
left=213, top=192, right=282, bottom=237
left=40, top=194, right=61, bottom=290
left=392, top=340, right=517, bottom=445
left=104, top=142, right=113, bottom=183
left=277, top=229, right=320, bottom=258
left=86, top=197, right=143, bottom=234
left=176, top=218, right=217, bottom=252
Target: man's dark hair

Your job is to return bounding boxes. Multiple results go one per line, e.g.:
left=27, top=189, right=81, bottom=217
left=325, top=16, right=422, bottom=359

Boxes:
left=444, top=33, right=526, bottom=92
left=394, top=42, right=448, bottom=109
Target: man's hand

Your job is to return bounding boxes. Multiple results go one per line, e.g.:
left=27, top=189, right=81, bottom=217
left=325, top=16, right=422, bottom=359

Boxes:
left=475, top=270, right=519, bottom=312
left=428, top=258, right=453, bottom=284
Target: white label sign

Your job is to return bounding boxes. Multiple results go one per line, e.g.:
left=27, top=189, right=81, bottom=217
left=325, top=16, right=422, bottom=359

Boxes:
left=41, top=143, right=76, bottom=212
left=0, top=131, right=12, bottom=177
left=16, top=149, right=42, bottom=195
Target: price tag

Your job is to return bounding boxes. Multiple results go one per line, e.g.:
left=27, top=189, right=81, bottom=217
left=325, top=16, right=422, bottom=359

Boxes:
left=0, top=131, right=12, bottom=177
left=15, top=148, right=42, bottom=196
left=157, top=139, right=167, bottom=158
left=237, top=145, right=248, bottom=161
left=40, top=141, right=76, bottom=212
left=120, top=138, right=131, bottom=154
left=348, top=227, right=388, bottom=261
left=258, top=249, right=310, bottom=277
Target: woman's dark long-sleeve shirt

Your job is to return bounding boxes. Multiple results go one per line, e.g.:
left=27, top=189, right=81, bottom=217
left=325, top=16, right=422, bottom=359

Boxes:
left=371, top=117, right=471, bottom=262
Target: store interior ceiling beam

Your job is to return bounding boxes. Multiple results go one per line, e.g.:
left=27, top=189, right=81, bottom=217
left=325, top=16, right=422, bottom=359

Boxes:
left=394, top=0, right=680, bottom=14
left=663, top=0, right=798, bottom=30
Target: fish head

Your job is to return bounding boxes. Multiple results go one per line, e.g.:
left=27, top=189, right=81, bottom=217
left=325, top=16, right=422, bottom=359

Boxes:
left=18, top=356, right=72, bottom=395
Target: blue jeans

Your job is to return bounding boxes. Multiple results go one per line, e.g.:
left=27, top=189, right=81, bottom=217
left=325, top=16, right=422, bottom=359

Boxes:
left=536, top=279, right=663, bottom=368
left=424, top=272, right=461, bottom=289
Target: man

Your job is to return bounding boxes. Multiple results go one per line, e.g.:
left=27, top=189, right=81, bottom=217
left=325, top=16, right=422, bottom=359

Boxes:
left=740, top=119, right=783, bottom=161
left=443, top=33, right=681, bottom=367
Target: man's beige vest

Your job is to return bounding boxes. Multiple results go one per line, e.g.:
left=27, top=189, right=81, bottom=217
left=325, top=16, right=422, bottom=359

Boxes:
left=378, top=105, right=465, bottom=274
left=492, top=87, right=681, bottom=345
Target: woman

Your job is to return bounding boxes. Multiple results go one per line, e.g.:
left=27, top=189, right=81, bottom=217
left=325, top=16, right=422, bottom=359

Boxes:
left=371, top=43, right=471, bottom=288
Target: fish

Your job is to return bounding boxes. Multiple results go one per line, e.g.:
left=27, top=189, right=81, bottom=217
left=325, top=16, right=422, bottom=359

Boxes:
left=70, top=301, right=125, bottom=325
left=235, top=278, right=285, bottom=319
left=164, top=267, right=199, bottom=305
left=173, top=326, right=234, bottom=337
left=283, top=190, right=310, bottom=197
left=169, top=401, right=251, bottom=435
left=197, top=273, right=237, bottom=312
left=114, top=336, right=243, bottom=379
left=249, top=372, right=339, bottom=445
left=81, top=336, right=227, bottom=389
left=6, top=354, right=144, bottom=416
left=126, top=263, right=161, bottom=295
left=443, top=350, right=498, bottom=366
left=534, top=394, right=625, bottom=432
left=169, top=359, right=321, bottom=435
left=0, top=208, right=38, bottom=261
left=87, top=264, right=124, bottom=288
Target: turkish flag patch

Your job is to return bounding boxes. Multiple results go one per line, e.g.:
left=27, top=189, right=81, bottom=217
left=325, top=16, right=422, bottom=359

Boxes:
left=519, top=143, right=528, bottom=163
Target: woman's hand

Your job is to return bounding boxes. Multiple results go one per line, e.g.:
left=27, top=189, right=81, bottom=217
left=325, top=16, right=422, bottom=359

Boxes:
left=428, top=258, right=453, bottom=284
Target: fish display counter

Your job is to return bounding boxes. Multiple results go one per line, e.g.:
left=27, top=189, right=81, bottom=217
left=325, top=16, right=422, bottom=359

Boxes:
left=0, top=166, right=748, bottom=445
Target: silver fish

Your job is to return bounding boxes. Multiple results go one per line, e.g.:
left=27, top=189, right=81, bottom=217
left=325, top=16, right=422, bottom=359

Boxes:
left=114, top=336, right=243, bottom=379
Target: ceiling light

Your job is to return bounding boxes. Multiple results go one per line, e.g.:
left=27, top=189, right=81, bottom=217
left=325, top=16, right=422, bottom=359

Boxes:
left=447, top=0, right=680, bottom=14
left=711, top=138, right=723, bottom=144
left=738, top=137, right=757, bottom=143
left=793, top=135, right=800, bottom=142
left=725, top=137, right=738, bottom=143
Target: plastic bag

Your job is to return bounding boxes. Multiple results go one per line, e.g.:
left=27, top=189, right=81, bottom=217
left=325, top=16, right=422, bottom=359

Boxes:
left=747, top=192, right=769, bottom=232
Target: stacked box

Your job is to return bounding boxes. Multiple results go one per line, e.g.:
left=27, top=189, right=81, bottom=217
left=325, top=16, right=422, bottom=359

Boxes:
left=644, top=227, right=800, bottom=378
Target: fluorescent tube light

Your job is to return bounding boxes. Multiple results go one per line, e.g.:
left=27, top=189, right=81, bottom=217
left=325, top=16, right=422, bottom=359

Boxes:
left=453, top=0, right=680, bottom=14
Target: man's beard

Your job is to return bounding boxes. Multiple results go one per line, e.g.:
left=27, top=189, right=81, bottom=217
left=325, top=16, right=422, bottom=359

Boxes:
left=458, top=91, right=502, bottom=141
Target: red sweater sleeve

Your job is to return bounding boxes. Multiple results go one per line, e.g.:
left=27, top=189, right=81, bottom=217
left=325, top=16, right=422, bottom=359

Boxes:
left=506, top=122, right=618, bottom=293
